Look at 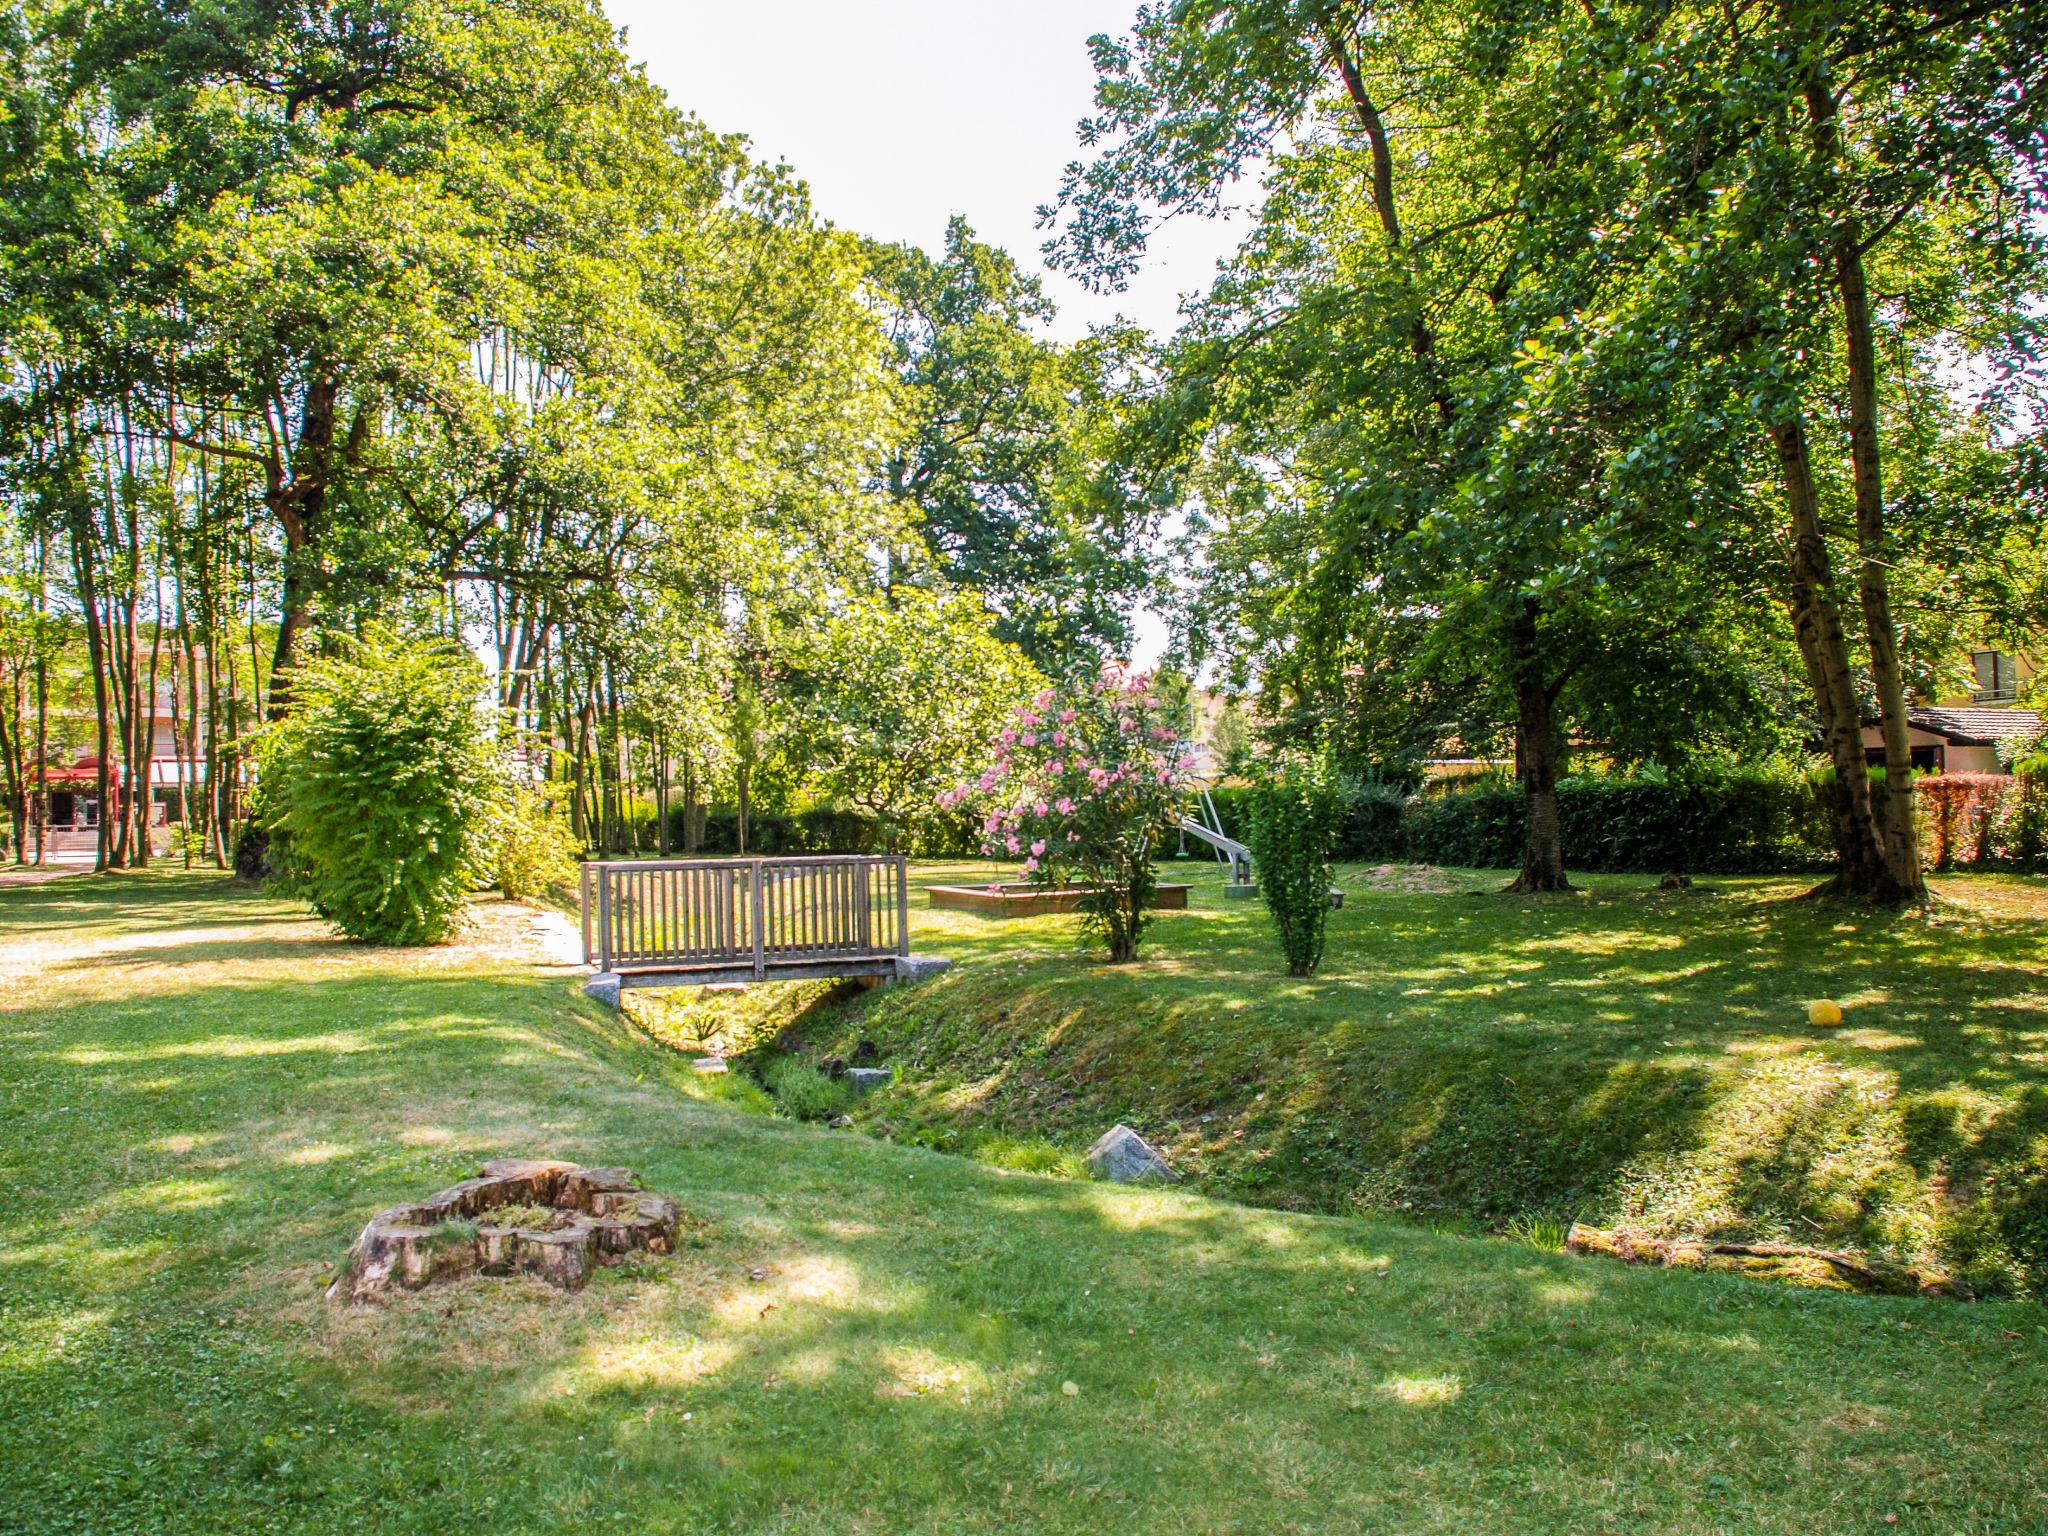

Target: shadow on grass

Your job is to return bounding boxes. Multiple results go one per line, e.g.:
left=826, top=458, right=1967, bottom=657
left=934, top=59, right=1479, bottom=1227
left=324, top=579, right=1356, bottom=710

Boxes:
left=5, top=870, right=2048, bottom=1533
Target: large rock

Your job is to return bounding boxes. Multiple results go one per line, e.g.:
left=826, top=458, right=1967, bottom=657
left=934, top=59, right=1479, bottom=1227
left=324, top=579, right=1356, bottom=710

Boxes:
left=583, top=973, right=622, bottom=1008
left=844, top=1066, right=892, bottom=1095
left=1084, top=1124, right=1177, bottom=1184
left=894, top=954, right=953, bottom=983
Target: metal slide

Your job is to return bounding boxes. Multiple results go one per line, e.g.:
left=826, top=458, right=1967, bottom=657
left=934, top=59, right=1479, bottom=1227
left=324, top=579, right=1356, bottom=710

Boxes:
left=1177, top=786, right=1253, bottom=886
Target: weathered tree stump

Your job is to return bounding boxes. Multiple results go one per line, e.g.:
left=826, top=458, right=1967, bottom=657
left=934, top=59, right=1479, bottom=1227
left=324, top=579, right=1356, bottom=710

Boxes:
left=329, top=1159, right=681, bottom=1304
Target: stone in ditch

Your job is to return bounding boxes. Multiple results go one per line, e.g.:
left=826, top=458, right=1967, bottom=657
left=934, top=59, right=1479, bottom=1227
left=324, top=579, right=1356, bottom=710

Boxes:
left=583, top=973, right=622, bottom=1008
left=1084, top=1124, right=1177, bottom=1184
left=844, top=1067, right=892, bottom=1095
left=692, top=1057, right=727, bottom=1074
left=894, top=954, right=953, bottom=983
left=829, top=1115, right=854, bottom=1129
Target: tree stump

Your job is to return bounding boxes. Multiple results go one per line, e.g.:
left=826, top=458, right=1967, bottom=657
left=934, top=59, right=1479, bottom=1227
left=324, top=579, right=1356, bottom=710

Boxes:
left=329, top=1159, right=682, bottom=1304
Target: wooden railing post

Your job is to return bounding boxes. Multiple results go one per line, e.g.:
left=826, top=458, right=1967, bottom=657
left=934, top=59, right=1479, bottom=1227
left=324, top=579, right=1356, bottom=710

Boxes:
left=579, top=862, right=592, bottom=965
left=596, top=865, right=613, bottom=973
left=749, top=859, right=766, bottom=980
left=895, top=856, right=910, bottom=957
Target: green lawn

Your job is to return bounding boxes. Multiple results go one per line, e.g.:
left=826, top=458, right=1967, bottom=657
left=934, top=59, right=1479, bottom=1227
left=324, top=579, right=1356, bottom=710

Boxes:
left=4, top=868, right=2047, bottom=1534
left=723, top=858, right=2048, bottom=1297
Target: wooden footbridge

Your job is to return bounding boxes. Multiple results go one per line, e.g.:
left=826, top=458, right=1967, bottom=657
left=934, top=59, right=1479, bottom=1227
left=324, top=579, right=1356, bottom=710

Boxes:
left=580, top=855, right=930, bottom=990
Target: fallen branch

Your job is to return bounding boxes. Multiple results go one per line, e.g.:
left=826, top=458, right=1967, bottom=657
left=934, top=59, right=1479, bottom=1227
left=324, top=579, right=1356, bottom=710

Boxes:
left=1565, top=1224, right=1967, bottom=1299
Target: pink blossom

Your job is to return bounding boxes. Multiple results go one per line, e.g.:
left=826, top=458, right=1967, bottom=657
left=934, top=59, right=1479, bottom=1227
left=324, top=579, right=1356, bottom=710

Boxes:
left=1059, top=709, right=1076, bottom=724
left=1005, top=835, right=1021, bottom=855
left=1157, top=770, right=1172, bottom=784
left=979, top=771, right=997, bottom=793
left=1023, top=856, right=1039, bottom=872
left=1052, top=729, right=1068, bottom=747
left=1150, top=726, right=1173, bottom=741
left=984, top=813, right=1002, bottom=832
left=1067, top=830, right=1081, bottom=842
left=1035, top=688, right=1055, bottom=709
left=1046, top=759, right=1064, bottom=775
left=1178, top=754, right=1197, bottom=771
left=1056, top=797, right=1075, bottom=814
left=1019, top=711, right=1040, bottom=729
left=1119, top=717, right=1137, bottom=734
left=1035, top=801, right=1050, bottom=817
left=1000, top=728, right=1017, bottom=746
left=1020, top=732, right=1037, bottom=747
left=1030, top=839, right=1046, bottom=856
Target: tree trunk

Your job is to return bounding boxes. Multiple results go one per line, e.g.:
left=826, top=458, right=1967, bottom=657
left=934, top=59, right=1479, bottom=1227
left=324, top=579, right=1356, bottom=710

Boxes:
left=1833, top=224, right=1923, bottom=898
left=1505, top=602, right=1569, bottom=893
left=1798, top=73, right=1923, bottom=902
left=1767, top=416, right=1899, bottom=898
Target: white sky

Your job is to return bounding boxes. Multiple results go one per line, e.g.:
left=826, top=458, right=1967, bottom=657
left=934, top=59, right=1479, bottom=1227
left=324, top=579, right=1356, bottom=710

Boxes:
left=601, top=0, right=1250, bottom=342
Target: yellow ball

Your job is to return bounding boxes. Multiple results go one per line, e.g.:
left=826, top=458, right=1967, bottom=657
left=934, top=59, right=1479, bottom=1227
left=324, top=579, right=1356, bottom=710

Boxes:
left=1807, top=999, right=1845, bottom=1028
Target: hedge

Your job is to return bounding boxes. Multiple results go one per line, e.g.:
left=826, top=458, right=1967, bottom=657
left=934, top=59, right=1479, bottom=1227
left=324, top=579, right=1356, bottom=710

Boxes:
left=1203, top=768, right=1839, bottom=875
left=665, top=805, right=984, bottom=858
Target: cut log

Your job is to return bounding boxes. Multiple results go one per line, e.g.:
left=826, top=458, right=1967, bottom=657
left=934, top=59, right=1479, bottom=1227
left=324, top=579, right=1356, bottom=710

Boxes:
left=1564, top=1223, right=1962, bottom=1298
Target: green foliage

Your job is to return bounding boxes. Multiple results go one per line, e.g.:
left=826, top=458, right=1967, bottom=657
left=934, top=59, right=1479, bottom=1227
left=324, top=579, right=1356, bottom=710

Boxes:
left=495, top=786, right=580, bottom=902
left=257, top=631, right=500, bottom=944
left=1401, top=769, right=1835, bottom=875
left=1209, top=778, right=1409, bottom=863
left=867, top=219, right=1150, bottom=670
left=795, top=589, right=1042, bottom=840
left=760, top=1056, right=854, bottom=1123
left=1244, top=753, right=1342, bottom=976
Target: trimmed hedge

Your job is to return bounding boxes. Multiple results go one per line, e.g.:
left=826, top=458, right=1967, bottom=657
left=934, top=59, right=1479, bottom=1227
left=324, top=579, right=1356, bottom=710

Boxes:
left=666, top=805, right=984, bottom=858
left=1205, top=768, right=1838, bottom=875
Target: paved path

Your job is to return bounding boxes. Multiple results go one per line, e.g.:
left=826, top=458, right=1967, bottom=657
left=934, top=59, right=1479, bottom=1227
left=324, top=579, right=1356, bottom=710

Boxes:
left=0, top=862, right=92, bottom=889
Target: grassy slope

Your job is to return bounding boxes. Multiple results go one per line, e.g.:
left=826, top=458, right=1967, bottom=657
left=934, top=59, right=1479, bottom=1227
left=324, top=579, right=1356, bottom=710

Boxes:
left=4, top=873, right=2047, bottom=1536
left=4, top=876, right=2048, bottom=1536
left=764, top=860, right=2048, bottom=1296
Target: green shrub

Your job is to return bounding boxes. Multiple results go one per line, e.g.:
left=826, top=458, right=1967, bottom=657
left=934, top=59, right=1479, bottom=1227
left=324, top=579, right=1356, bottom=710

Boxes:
left=257, top=630, right=502, bottom=944
left=1245, top=754, right=1343, bottom=976
left=497, top=786, right=581, bottom=901
left=1209, top=777, right=1408, bottom=863
left=1403, top=765, right=1835, bottom=874
left=761, top=1056, right=854, bottom=1122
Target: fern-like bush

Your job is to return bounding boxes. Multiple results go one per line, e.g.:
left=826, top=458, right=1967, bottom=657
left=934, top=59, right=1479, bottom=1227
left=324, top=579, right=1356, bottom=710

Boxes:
left=258, top=631, right=501, bottom=944
left=1245, top=753, right=1343, bottom=976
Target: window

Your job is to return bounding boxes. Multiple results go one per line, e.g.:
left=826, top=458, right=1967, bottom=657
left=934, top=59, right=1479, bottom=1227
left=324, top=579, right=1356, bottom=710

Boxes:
left=1972, top=650, right=2018, bottom=704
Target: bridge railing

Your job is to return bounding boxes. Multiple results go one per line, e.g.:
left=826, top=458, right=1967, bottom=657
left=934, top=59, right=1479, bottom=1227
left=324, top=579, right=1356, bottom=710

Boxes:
left=580, top=855, right=910, bottom=978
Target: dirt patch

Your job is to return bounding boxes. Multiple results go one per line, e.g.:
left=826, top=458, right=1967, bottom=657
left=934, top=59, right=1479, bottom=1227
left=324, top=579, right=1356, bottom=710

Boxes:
left=1353, top=863, right=1465, bottom=894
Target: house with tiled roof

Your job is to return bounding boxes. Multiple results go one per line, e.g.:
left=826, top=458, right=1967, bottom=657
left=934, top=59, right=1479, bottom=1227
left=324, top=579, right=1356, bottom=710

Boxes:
left=1862, top=646, right=2042, bottom=772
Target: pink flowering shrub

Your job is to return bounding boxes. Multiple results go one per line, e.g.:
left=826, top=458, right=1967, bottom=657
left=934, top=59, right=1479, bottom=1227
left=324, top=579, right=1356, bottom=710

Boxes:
left=939, top=662, right=1193, bottom=962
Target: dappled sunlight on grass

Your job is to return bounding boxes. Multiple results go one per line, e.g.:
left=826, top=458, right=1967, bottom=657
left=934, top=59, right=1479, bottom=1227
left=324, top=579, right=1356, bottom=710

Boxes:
left=582, top=1330, right=742, bottom=1391
left=5, top=867, right=2048, bottom=1533
left=63, top=1031, right=381, bottom=1064
left=1380, top=1373, right=1463, bottom=1406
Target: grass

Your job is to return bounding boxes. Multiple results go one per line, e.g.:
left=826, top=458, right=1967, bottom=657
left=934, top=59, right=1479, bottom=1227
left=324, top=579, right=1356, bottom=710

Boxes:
left=745, top=858, right=2048, bottom=1297
left=3, top=867, right=2047, bottom=1534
